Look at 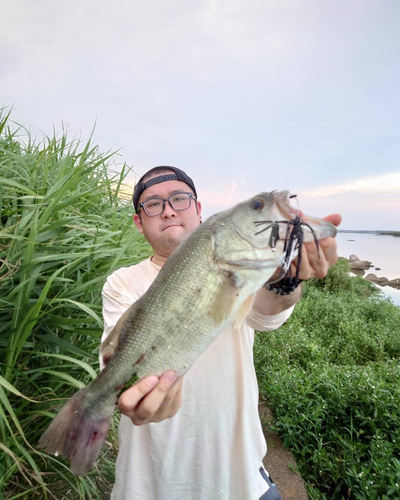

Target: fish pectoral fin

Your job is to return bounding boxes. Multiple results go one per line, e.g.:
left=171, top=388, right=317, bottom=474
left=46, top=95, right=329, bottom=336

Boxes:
left=100, top=305, right=134, bottom=365
left=210, top=287, right=238, bottom=325
left=233, top=293, right=256, bottom=330
left=210, top=270, right=243, bottom=326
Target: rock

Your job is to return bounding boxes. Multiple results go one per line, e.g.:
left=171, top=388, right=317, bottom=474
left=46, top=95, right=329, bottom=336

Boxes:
left=351, top=269, right=365, bottom=277
left=345, top=256, right=398, bottom=290
left=365, top=274, right=389, bottom=286
left=386, top=278, right=400, bottom=290
left=348, top=254, right=373, bottom=270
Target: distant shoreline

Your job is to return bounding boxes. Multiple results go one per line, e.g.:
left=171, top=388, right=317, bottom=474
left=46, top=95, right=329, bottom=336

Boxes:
left=338, top=230, right=400, bottom=237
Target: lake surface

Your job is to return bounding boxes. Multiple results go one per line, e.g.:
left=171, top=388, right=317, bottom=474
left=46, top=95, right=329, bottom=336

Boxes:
left=336, top=233, right=400, bottom=307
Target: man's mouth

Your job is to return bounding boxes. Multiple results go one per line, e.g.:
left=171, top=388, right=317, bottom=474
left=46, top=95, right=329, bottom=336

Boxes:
left=163, top=224, right=182, bottom=231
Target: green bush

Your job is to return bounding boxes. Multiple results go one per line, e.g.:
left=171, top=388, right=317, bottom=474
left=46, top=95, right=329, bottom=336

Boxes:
left=0, top=111, right=151, bottom=499
left=255, top=260, right=400, bottom=499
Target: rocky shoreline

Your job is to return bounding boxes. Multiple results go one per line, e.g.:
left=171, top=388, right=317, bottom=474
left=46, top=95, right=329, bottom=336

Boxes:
left=342, top=254, right=400, bottom=290
left=338, top=230, right=400, bottom=237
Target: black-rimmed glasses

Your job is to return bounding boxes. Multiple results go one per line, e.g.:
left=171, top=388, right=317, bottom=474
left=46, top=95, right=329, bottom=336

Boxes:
left=139, top=192, right=196, bottom=217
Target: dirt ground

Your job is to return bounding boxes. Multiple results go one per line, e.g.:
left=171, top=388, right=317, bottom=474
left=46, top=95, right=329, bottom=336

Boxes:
left=260, top=404, right=309, bottom=500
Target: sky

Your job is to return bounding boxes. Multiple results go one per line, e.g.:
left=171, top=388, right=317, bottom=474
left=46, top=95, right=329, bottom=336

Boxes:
left=1, top=0, right=399, bottom=230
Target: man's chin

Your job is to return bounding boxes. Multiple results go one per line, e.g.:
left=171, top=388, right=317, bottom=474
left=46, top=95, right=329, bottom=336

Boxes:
left=165, top=229, right=191, bottom=250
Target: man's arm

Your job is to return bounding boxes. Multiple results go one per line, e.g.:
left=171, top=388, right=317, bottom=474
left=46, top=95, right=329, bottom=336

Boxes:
left=252, top=283, right=302, bottom=316
left=252, top=214, right=342, bottom=316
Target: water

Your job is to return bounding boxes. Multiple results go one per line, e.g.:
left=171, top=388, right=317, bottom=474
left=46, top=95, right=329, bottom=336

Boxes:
left=336, top=233, right=400, bottom=307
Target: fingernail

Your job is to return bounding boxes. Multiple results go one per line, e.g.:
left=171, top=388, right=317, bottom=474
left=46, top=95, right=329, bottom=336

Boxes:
left=163, top=371, right=177, bottom=384
left=145, top=376, right=159, bottom=389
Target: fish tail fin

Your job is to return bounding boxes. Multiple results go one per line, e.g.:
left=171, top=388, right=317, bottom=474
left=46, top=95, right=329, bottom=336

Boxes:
left=38, top=388, right=115, bottom=475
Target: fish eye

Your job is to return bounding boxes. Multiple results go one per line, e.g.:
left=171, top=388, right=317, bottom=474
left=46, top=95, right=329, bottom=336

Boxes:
left=251, top=199, right=264, bottom=210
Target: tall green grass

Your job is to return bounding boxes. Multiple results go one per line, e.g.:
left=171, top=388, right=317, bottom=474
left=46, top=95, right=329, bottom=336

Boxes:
left=255, top=259, right=400, bottom=499
left=0, top=111, right=151, bottom=499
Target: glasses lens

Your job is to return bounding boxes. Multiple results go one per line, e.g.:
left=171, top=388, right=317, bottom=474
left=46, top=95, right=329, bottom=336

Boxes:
left=143, top=198, right=163, bottom=216
left=170, top=193, right=191, bottom=211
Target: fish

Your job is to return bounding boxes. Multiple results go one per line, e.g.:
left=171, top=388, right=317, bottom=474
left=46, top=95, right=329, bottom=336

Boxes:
left=38, top=190, right=337, bottom=475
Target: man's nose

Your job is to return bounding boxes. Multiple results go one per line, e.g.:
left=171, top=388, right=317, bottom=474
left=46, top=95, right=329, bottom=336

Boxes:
left=161, top=200, right=177, bottom=217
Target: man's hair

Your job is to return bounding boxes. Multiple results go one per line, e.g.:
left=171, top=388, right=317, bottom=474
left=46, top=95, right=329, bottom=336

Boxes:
left=141, top=166, right=176, bottom=184
left=133, top=166, right=198, bottom=213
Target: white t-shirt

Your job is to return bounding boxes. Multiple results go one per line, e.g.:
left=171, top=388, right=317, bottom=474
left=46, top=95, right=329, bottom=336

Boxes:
left=101, top=257, right=294, bottom=500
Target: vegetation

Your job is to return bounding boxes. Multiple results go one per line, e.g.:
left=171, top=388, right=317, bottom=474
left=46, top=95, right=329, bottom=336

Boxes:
left=0, top=111, right=151, bottom=498
left=379, top=232, right=400, bottom=237
left=255, top=259, right=400, bottom=499
left=2, top=110, right=400, bottom=499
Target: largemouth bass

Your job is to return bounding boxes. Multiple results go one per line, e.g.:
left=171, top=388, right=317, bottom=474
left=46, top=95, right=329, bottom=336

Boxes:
left=38, top=190, right=336, bottom=475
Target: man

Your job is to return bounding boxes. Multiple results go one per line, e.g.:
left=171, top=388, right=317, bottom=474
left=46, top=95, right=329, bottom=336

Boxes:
left=101, top=166, right=341, bottom=499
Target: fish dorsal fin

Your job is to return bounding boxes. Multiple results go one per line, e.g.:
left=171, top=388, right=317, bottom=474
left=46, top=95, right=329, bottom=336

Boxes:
left=100, top=305, right=133, bottom=366
left=233, top=293, right=255, bottom=330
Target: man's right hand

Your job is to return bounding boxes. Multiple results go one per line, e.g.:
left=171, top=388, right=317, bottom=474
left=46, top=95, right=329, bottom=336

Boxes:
left=117, top=372, right=183, bottom=425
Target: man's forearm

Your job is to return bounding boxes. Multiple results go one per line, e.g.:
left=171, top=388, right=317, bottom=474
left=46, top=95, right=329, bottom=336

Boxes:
left=252, top=283, right=302, bottom=316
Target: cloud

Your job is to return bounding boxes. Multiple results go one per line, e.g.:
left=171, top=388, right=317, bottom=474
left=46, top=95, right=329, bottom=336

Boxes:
left=299, top=172, right=400, bottom=230
left=116, top=176, right=246, bottom=211
left=201, top=180, right=239, bottom=208
left=303, top=172, right=400, bottom=197
left=298, top=190, right=400, bottom=231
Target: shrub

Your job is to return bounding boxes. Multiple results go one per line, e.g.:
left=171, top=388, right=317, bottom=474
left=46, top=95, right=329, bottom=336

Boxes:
left=255, top=260, right=400, bottom=499
left=0, top=111, right=151, bottom=498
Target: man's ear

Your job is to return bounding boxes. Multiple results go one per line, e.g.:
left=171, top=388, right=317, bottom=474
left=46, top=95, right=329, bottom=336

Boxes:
left=197, top=201, right=202, bottom=223
left=133, top=214, right=144, bottom=234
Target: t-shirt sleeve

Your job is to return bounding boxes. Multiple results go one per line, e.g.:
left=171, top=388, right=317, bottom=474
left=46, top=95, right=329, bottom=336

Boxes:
left=99, top=275, right=140, bottom=370
left=245, top=304, right=295, bottom=331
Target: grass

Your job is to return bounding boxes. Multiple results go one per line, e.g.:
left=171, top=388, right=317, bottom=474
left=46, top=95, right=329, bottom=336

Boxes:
left=255, top=259, right=400, bottom=499
left=0, top=111, right=151, bottom=499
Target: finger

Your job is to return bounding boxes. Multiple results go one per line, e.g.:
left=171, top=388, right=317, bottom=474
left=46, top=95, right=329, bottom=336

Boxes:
left=294, top=246, right=317, bottom=280
left=151, top=378, right=184, bottom=423
left=322, top=213, right=342, bottom=227
left=118, top=375, right=159, bottom=413
left=289, top=215, right=341, bottom=281
left=166, top=377, right=183, bottom=409
left=298, top=236, right=338, bottom=279
left=133, top=371, right=178, bottom=424
left=318, top=237, right=338, bottom=267
left=295, top=241, right=327, bottom=280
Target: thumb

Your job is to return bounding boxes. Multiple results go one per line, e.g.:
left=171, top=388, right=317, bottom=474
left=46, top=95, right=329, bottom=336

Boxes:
left=322, top=213, right=342, bottom=227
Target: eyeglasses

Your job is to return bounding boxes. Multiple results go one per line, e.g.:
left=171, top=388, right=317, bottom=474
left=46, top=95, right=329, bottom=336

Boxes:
left=139, top=192, right=197, bottom=217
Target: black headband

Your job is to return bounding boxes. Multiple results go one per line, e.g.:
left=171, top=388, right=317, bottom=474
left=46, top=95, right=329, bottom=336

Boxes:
left=133, top=166, right=197, bottom=213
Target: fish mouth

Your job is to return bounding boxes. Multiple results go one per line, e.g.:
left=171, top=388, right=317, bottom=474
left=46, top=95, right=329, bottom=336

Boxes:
left=274, top=191, right=301, bottom=220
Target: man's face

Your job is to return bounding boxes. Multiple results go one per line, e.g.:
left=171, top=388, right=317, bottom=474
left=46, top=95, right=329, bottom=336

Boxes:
left=133, top=175, right=202, bottom=259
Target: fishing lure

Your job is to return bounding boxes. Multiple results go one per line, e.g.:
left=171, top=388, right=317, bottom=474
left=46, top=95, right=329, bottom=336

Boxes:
left=254, top=195, right=320, bottom=295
